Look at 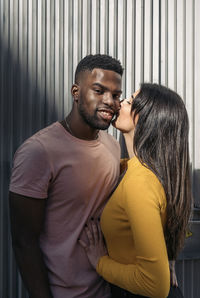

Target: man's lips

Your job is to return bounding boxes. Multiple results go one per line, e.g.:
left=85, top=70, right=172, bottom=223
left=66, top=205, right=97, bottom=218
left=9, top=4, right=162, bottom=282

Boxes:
left=97, top=109, right=114, bottom=121
left=112, top=110, right=119, bottom=121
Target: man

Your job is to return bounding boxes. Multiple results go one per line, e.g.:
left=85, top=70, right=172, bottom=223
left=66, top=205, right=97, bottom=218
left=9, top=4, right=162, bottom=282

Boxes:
left=9, top=54, right=123, bottom=298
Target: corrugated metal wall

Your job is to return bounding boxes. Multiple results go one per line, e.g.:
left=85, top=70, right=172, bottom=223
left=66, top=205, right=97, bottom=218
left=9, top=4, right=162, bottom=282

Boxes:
left=0, top=0, right=199, bottom=297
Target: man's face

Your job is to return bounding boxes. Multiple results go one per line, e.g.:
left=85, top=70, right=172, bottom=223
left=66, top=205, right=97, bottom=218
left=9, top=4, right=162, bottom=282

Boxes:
left=75, top=68, right=122, bottom=130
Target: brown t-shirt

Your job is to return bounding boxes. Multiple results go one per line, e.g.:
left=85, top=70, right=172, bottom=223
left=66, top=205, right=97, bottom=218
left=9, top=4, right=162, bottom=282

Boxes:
left=10, top=122, right=120, bottom=298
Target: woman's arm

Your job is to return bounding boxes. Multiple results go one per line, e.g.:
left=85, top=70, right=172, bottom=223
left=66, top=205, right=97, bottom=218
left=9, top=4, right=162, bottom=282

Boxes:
left=169, top=260, right=178, bottom=287
left=80, top=176, right=170, bottom=298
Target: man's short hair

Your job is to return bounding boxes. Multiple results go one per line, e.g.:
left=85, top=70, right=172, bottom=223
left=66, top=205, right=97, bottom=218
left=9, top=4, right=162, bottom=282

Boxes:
left=75, top=54, right=123, bottom=83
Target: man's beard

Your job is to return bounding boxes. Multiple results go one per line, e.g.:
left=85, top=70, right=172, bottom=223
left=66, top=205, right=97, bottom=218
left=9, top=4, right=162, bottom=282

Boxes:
left=78, top=101, right=110, bottom=130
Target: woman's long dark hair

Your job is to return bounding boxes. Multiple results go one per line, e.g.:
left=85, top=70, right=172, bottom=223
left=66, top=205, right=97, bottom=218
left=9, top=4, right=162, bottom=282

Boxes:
left=131, top=83, right=192, bottom=260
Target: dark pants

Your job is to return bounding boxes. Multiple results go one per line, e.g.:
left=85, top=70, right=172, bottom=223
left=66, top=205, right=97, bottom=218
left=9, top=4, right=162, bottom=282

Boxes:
left=111, top=284, right=184, bottom=298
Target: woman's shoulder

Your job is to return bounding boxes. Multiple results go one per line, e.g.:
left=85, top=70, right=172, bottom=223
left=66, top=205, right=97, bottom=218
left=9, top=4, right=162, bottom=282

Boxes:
left=123, top=157, right=166, bottom=206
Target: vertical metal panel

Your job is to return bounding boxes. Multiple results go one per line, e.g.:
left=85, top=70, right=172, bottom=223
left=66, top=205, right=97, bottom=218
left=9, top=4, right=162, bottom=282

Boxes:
left=144, top=0, right=152, bottom=83
left=176, top=0, right=185, bottom=96
left=185, top=0, right=195, bottom=165
left=135, top=0, right=143, bottom=89
left=176, top=259, right=200, bottom=298
left=167, top=0, right=176, bottom=89
left=152, top=0, right=160, bottom=83
left=194, top=0, right=200, bottom=206
left=0, top=0, right=200, bottom=297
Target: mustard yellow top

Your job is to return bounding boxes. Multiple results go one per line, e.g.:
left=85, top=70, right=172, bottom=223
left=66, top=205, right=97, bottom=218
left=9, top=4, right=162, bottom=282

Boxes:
left=96, top=157, right=170, bottom=298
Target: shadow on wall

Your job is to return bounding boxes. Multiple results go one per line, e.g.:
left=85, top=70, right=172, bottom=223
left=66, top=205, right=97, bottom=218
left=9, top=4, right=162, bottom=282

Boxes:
left=0, top=37, right=56, bottom=298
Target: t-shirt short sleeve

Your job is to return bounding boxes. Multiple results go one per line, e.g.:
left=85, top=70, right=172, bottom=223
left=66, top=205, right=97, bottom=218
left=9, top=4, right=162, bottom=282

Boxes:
left=9, top=138, right=53, bottom=199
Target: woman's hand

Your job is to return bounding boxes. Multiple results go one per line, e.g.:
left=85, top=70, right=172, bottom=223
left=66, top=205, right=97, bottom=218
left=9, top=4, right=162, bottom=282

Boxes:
left=79, top=220, right=108, bottom=269
left=169, top=260, right=178, bottom=287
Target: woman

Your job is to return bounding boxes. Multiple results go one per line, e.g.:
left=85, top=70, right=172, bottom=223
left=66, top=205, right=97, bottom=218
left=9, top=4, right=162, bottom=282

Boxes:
left=79, top=83, right=192, bottom=297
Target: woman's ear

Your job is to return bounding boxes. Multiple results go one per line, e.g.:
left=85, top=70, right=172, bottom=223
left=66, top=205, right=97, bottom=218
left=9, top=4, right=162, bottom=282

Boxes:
left=71, top=84, right=80, bottom=102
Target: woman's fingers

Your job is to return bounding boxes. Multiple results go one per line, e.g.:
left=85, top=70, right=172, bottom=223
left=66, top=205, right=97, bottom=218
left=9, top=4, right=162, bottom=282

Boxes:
left=78, top=219, right=107, bottom=269
left=78, top=239, right=88, bottom=249
left=91, top=222, right=99, bottom=245
left=169, top=260, right=178, bottom=287
left=85, top=224, right=94, bottom=245
left=97, top=221, right=103, bottom=241
left=80, top=219, right=103, bottom=248
left=171, top=273, right=178, bottom=287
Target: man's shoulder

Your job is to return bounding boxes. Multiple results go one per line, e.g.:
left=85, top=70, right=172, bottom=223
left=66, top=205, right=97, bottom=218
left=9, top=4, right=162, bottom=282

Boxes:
left=15, top=122, right=60, bottom=155
left=32, top=121, right=61, bottom=140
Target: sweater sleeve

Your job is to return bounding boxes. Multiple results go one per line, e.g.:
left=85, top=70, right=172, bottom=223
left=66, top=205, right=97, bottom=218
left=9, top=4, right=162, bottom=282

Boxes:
left=97, top=175, right=170, bottom=298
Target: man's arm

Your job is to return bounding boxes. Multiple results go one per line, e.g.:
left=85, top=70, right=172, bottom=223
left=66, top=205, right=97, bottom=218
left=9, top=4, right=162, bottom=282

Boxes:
left=9, top=191, right=53, bottom=298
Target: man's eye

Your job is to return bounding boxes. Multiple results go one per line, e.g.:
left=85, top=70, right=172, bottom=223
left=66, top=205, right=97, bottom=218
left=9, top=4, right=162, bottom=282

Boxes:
left=113, top=94, right=120, bottom=100
left=95, top=89, right=102, bottom=94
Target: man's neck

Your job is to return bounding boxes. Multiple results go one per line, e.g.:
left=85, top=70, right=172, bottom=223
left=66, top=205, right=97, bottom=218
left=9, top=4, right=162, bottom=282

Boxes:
left=62, top=114, right=99, bottom=141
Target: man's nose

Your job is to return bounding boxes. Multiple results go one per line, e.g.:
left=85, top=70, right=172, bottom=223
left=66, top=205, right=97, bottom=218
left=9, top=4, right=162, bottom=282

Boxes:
left=102, top=93, right=121, bottom=112
left=102, top=92, right=115, bottom=106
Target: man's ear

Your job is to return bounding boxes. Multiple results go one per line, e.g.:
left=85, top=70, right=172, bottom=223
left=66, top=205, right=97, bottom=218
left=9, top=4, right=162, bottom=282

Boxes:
left=71, top=84, right=80, bottom=102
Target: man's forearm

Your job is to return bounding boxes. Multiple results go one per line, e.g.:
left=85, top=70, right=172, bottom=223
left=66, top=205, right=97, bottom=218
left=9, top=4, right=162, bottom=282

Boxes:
left=13, top=242, right=53, bottom=298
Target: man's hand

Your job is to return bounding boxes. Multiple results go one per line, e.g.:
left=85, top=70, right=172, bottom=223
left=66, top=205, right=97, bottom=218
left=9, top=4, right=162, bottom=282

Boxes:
left=79, top=220, right=107, bottom=269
